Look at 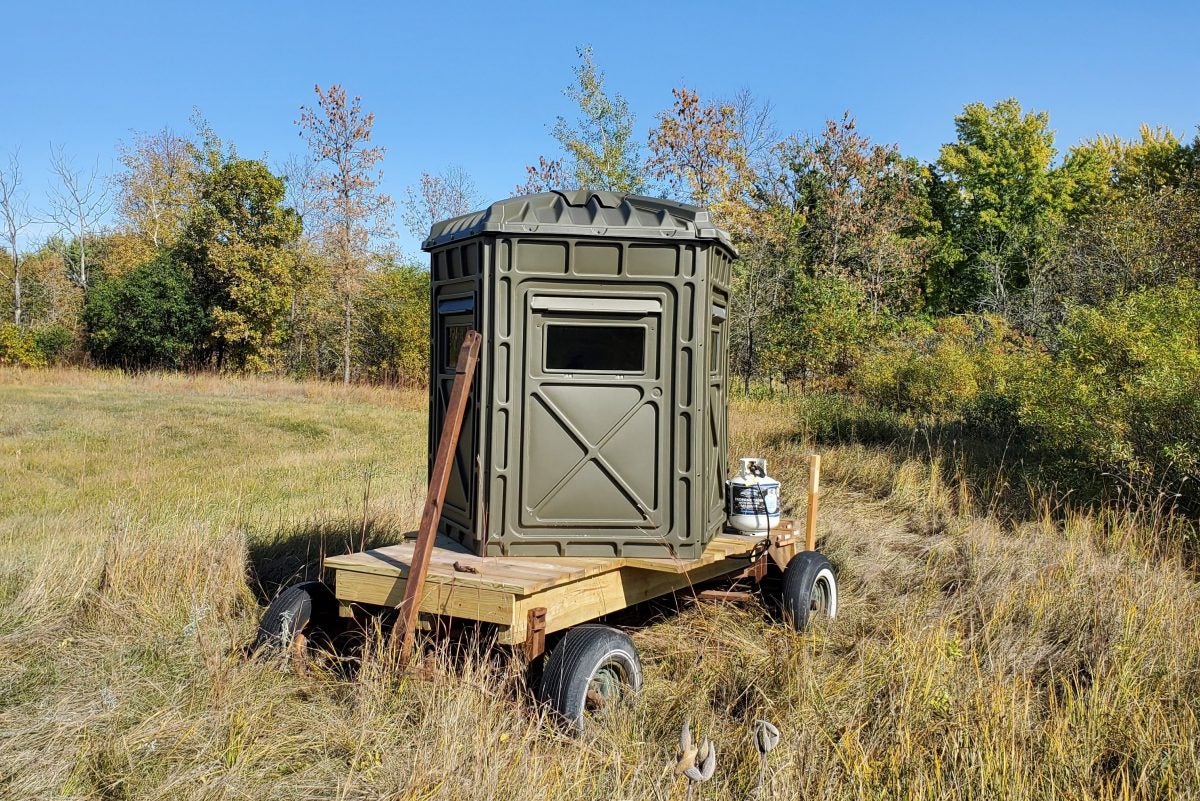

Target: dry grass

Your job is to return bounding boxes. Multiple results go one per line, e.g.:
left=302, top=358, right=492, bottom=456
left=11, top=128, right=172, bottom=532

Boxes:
left=2, top=370, right=1199, bottom=799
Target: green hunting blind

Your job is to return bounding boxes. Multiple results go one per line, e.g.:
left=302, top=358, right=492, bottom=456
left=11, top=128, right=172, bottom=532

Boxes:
left=422, top=190, right=736, bottom=559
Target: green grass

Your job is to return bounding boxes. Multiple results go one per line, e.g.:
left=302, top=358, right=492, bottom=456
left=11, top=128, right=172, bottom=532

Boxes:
left=2, top=368, right=1199, bottom=800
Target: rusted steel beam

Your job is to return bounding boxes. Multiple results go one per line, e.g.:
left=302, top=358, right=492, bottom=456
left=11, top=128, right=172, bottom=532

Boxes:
left=394, top=329, right=482, bottom=665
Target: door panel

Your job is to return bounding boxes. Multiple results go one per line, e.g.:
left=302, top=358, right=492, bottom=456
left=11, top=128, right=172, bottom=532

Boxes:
left=518, top=294, right=668, bottom=531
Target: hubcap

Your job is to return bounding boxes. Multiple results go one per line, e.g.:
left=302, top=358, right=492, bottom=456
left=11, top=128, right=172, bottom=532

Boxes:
left=586, top=662, right=626, bottom=713
left=809, top=577, right=830, bottom=615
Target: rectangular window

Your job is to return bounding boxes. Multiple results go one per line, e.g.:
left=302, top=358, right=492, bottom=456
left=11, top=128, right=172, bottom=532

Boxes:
left=710, top=329, right=721, bottom=374
left=545, top=325, right=645, bottom=373
left=445, top=324, right=470, bottom=368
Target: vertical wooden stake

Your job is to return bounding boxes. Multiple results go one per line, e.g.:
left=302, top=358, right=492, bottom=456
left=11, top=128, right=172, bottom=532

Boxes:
left=805, top=453, right=821, bottom=552
left=393, top=329, right=482, bottom=666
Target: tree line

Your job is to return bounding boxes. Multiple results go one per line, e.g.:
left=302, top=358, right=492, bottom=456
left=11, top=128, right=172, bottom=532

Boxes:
left=511, top=47, right=1200, bottom=509
left=1, top=46, right=1198, bottom=507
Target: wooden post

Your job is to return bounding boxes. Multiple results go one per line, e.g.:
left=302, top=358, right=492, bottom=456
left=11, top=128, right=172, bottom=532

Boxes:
left=393, top=330, right=482, bottom=666
left=805, top=453, right=821, bottom=552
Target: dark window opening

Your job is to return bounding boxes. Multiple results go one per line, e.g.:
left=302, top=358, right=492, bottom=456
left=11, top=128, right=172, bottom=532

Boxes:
left=710, top=329, right=721, bottom=374
left=445, top=324, right=470, bottom=368
left=546, top=325, right=645, bottom=373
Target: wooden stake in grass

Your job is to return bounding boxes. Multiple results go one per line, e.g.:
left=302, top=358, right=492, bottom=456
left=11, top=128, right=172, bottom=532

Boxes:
left=393, top=329, right=481, bottom=666
left=806, top=453, right=821, bottom=552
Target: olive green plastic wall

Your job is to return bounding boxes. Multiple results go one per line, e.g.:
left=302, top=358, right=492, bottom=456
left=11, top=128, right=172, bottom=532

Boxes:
left=425, top=191, right=735, bottom=559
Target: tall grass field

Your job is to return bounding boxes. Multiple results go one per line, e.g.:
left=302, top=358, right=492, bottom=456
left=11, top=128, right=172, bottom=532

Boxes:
left=2, top=368, right=1198, bottom=799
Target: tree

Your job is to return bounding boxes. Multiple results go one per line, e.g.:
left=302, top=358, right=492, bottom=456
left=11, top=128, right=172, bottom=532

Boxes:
left=401, top=165, right=480, bottom=241
left=647, top=87, right=744, bottom=209
left=550, top=46, right=645, bottom=193
left=935, top=98, right=1071, bottom=310
left=296, top=84, right=394, bottom=384
left=115, top=127, right=199, bottom=250
left=776, top=114, right=926, bottom=315
left=84, top=254, right=206, bottom=369
left=44, top=144, right=111, bottom=289
left=0, top=150, right=29, bottom=326
left=356, top=259, right=430, bottom=385
left=178, top=157, right=302, bottom=371
left=515, top=156, right=567, bottom=195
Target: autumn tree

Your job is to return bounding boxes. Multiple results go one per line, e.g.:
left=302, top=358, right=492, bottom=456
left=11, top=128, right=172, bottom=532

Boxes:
left=177, top=155, right=302, bottom=371
left=0, top=150, right=29, bottom=326
left=776, top=113, right=926, bottom=315
left=296, top=84, right=394, bottom=384
left=401, top=165, right=480, bottom=240
left=514, top=156, right=567, bottom=195
left=647, top=87, right=745, bottom=213
left=44, top=145, right=110, bottom=289
left=549, top=46, right=645, bottom=193
left=115, top=127, right=199, bottom=250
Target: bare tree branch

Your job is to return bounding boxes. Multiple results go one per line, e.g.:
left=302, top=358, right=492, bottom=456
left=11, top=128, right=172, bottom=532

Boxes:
left=43, top=144, right=112, bottom=289
left=0, top=149, right=30, bottom=326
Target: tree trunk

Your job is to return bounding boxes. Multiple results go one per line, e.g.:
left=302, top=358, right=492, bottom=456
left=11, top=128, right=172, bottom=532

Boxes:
left=12, top=260, right=21, bottom=326
left=343, top=292, right=352, bottom=385
left=743, top=316, right=753, bottom=394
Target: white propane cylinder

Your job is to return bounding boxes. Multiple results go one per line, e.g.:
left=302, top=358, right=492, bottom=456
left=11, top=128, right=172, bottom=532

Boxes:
left=725, top=457, right=782, bottom=534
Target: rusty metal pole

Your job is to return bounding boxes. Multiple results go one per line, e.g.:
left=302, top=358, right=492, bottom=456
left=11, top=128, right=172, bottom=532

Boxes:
left=805, top=453, right=821, bottom=552
left=393, top=330, right=482, bottom=666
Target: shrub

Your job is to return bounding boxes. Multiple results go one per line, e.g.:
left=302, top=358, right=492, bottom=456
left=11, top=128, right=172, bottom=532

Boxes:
left=84, top=255, right=208, bottom=369
left=1017, top=281, right=1200, bottom=500
left=854, top=314, right=1036, bottom=420
left=0, top=324, right=47, bottom=367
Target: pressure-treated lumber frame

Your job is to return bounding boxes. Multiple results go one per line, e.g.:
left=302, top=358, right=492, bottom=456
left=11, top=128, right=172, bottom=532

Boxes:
left=328, top=526, right=806, bottom=647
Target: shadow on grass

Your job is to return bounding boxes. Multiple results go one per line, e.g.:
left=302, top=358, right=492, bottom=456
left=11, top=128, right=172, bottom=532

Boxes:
left=246, top=516, right=413, bottom=603
left=767, top=391, right=1044, bottom=520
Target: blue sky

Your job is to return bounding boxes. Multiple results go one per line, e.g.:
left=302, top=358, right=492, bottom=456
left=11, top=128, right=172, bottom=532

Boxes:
left=3, top=0, right=1198, bottom=253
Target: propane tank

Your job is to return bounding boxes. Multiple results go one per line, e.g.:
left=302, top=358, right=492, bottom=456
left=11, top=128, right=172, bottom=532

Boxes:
left=725, top=457, right=782, bottom=534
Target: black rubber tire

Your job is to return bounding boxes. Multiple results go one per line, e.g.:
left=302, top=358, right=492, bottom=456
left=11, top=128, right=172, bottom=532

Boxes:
left=539, top=624, right=642, bottom=733
left=781, top=551, right=838, bottom=631
left=253, top=580, right=337, bottom=654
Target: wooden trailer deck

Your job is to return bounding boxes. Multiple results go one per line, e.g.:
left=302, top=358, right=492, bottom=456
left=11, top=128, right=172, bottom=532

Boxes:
left=325, top=521, right=802, bottom=649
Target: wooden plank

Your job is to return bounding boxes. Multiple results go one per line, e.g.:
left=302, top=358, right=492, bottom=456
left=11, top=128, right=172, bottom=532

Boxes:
left=806, top=453, right=821, bottom=552
left=327, top=539, right=626, bottom=595
left=498, top=557, right=749, bottom=644
left=625, top=534, right=761, bottom=574
left=335, top=569, right=514, bottom=626
left=395, top=330, right=482, bottom=662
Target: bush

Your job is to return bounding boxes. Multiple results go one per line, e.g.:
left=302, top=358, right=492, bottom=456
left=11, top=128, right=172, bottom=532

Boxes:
left=0, top=324, right=47, bottom=367
left=0, top=323, right=77, bottom=368
left=854, top=314, right=1036, bottom=420
left=84, top=255, right=208, bottom=369
left=1017, top=281, right=1200, bottom=500
left=356, top=262, right=430, bottom=385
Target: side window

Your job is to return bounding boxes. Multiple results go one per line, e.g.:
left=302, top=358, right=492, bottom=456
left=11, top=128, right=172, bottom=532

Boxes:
left=444, top=323, right=470, bottom=369
left=545, top=324, right=646, bottom=373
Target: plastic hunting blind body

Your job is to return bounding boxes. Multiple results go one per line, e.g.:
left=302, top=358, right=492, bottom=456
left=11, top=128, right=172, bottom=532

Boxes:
left=422, top=190, right=736, bottom=559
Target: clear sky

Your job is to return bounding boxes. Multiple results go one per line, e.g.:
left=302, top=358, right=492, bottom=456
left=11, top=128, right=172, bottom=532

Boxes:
left=3, top=0, right=1198, bottom=253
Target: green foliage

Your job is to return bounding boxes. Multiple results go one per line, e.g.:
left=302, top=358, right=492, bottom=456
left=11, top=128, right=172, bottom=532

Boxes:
left=355, top=261, right=430, bottom=385
left=83, top=255, right=207, bottom=369
left=935, top=98, right=1071, bottom=308
left=0, top=322, right=76, bottom=368
left=854, top=314, right=1035, bottom=419
left=0, top=324, right=47, bottom=367
left=551, top=46, right=645, bottom=193
left=178, top=158, right=302, bottom=371
left=760, top=275, right=874, bottom=386
left=1017, top=282, right=1200, bottom=498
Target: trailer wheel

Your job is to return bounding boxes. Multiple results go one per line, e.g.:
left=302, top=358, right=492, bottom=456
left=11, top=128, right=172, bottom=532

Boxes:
left=253, top=580, right=338, bottom=655
left=539, top=624, right=642, bottom=733
left=781, top=551, right=837, bottom=631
